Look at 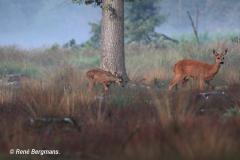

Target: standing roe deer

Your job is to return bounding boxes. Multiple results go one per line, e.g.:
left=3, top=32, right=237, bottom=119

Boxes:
left=86, top=68, right=124, bottom=92
left=168, top=49, right=228, bottom=91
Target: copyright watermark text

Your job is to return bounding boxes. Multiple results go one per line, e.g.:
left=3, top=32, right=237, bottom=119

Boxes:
left=9, top=148, right=60, bottom=156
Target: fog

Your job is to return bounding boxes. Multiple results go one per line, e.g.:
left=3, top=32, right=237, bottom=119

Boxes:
left=0, top=0, right=239, bottom=48
left=160, top=0, right=240, bottom=36
left=0, top=0, right=101, bottom=48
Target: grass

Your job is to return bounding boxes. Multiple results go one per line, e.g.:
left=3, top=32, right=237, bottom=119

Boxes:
left=0, top=38, right=240, bottom=159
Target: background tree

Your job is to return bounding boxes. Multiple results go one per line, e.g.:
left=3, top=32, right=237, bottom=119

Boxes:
left=84, top=0, right=166, bottom=48
left=80, top=22, right=101, bottom=49
left=82, top=22, right=101, bottom=49
left=63, top=39, right=77, bottom=48
left=125, top=0, right=165, bottom=44
left=162, top=0, right=240, bottom=33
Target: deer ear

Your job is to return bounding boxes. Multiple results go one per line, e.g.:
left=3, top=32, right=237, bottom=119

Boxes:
left=224, top=48, right=228, bottom=55
left=213, top=49, right=217, bottom=55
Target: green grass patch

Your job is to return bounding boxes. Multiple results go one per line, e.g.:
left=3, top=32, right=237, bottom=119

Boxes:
left=70, top=54, right=100, bottom=68
left=0, top=62, right=39, bottom=77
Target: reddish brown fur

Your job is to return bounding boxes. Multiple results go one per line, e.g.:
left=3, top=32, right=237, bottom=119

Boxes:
left=168, top=49, right=228, bottom=91
left=86, top=68, right=123, bottom=92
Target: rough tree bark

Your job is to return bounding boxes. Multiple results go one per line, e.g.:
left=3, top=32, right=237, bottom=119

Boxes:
left=101, top=0, right=128, bottom=81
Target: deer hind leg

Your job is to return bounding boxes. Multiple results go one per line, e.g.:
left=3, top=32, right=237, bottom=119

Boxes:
left=199, top=79, right=206, bottom=91
left=181, top=77, right=189, bottom=87
left=168, top=74, right=185, bottom=91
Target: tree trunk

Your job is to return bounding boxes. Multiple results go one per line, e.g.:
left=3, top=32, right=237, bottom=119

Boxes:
left=101, top=0, right=128, bottom=81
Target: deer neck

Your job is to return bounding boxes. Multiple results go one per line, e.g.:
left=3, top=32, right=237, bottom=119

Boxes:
left=209, top=62, right=221, bottom=76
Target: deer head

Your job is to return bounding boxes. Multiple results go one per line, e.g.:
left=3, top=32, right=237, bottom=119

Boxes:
left=213, top=48, right=228, bottom=65
left=113, top=72, right=124, bottom=87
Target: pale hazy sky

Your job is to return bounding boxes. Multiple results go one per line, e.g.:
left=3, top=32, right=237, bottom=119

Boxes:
left=0, top=0, right=101, bottom=48
left=0, top=0, right=239, bottom=48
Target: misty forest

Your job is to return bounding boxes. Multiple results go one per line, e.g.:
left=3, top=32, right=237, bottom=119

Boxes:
left=0, top=0, right=240, bottom=159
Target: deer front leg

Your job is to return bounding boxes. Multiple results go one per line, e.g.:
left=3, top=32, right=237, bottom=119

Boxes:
left=199, top=79, right=205, bottom=91
left=87, top=80, right=95, bottom=92
left=103, top=83, right=110, bottom=94
left=206, top=81, right=215, bottom=90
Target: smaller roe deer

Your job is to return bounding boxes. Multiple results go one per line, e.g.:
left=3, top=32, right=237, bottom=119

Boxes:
left=86, top=68, right=124, bottom=92
left=168, top=49, right=228, bottom=91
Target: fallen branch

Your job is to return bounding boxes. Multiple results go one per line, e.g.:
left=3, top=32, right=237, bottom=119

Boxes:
left=158, top=33, right=179, bottom=44
left=198, top=91, right=225, bottom=100
left=29, top=117, right=81, bottom=131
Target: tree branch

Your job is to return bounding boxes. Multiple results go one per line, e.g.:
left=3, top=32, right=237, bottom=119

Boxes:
left=187, top=11, right=200, bottom=44
left=158, top=33, right=179, bottom=44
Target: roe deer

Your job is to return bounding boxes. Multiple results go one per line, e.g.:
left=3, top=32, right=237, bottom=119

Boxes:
left=86, top=68, right=124, bottom=92
left=168, top=49, right=228, bottom=91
